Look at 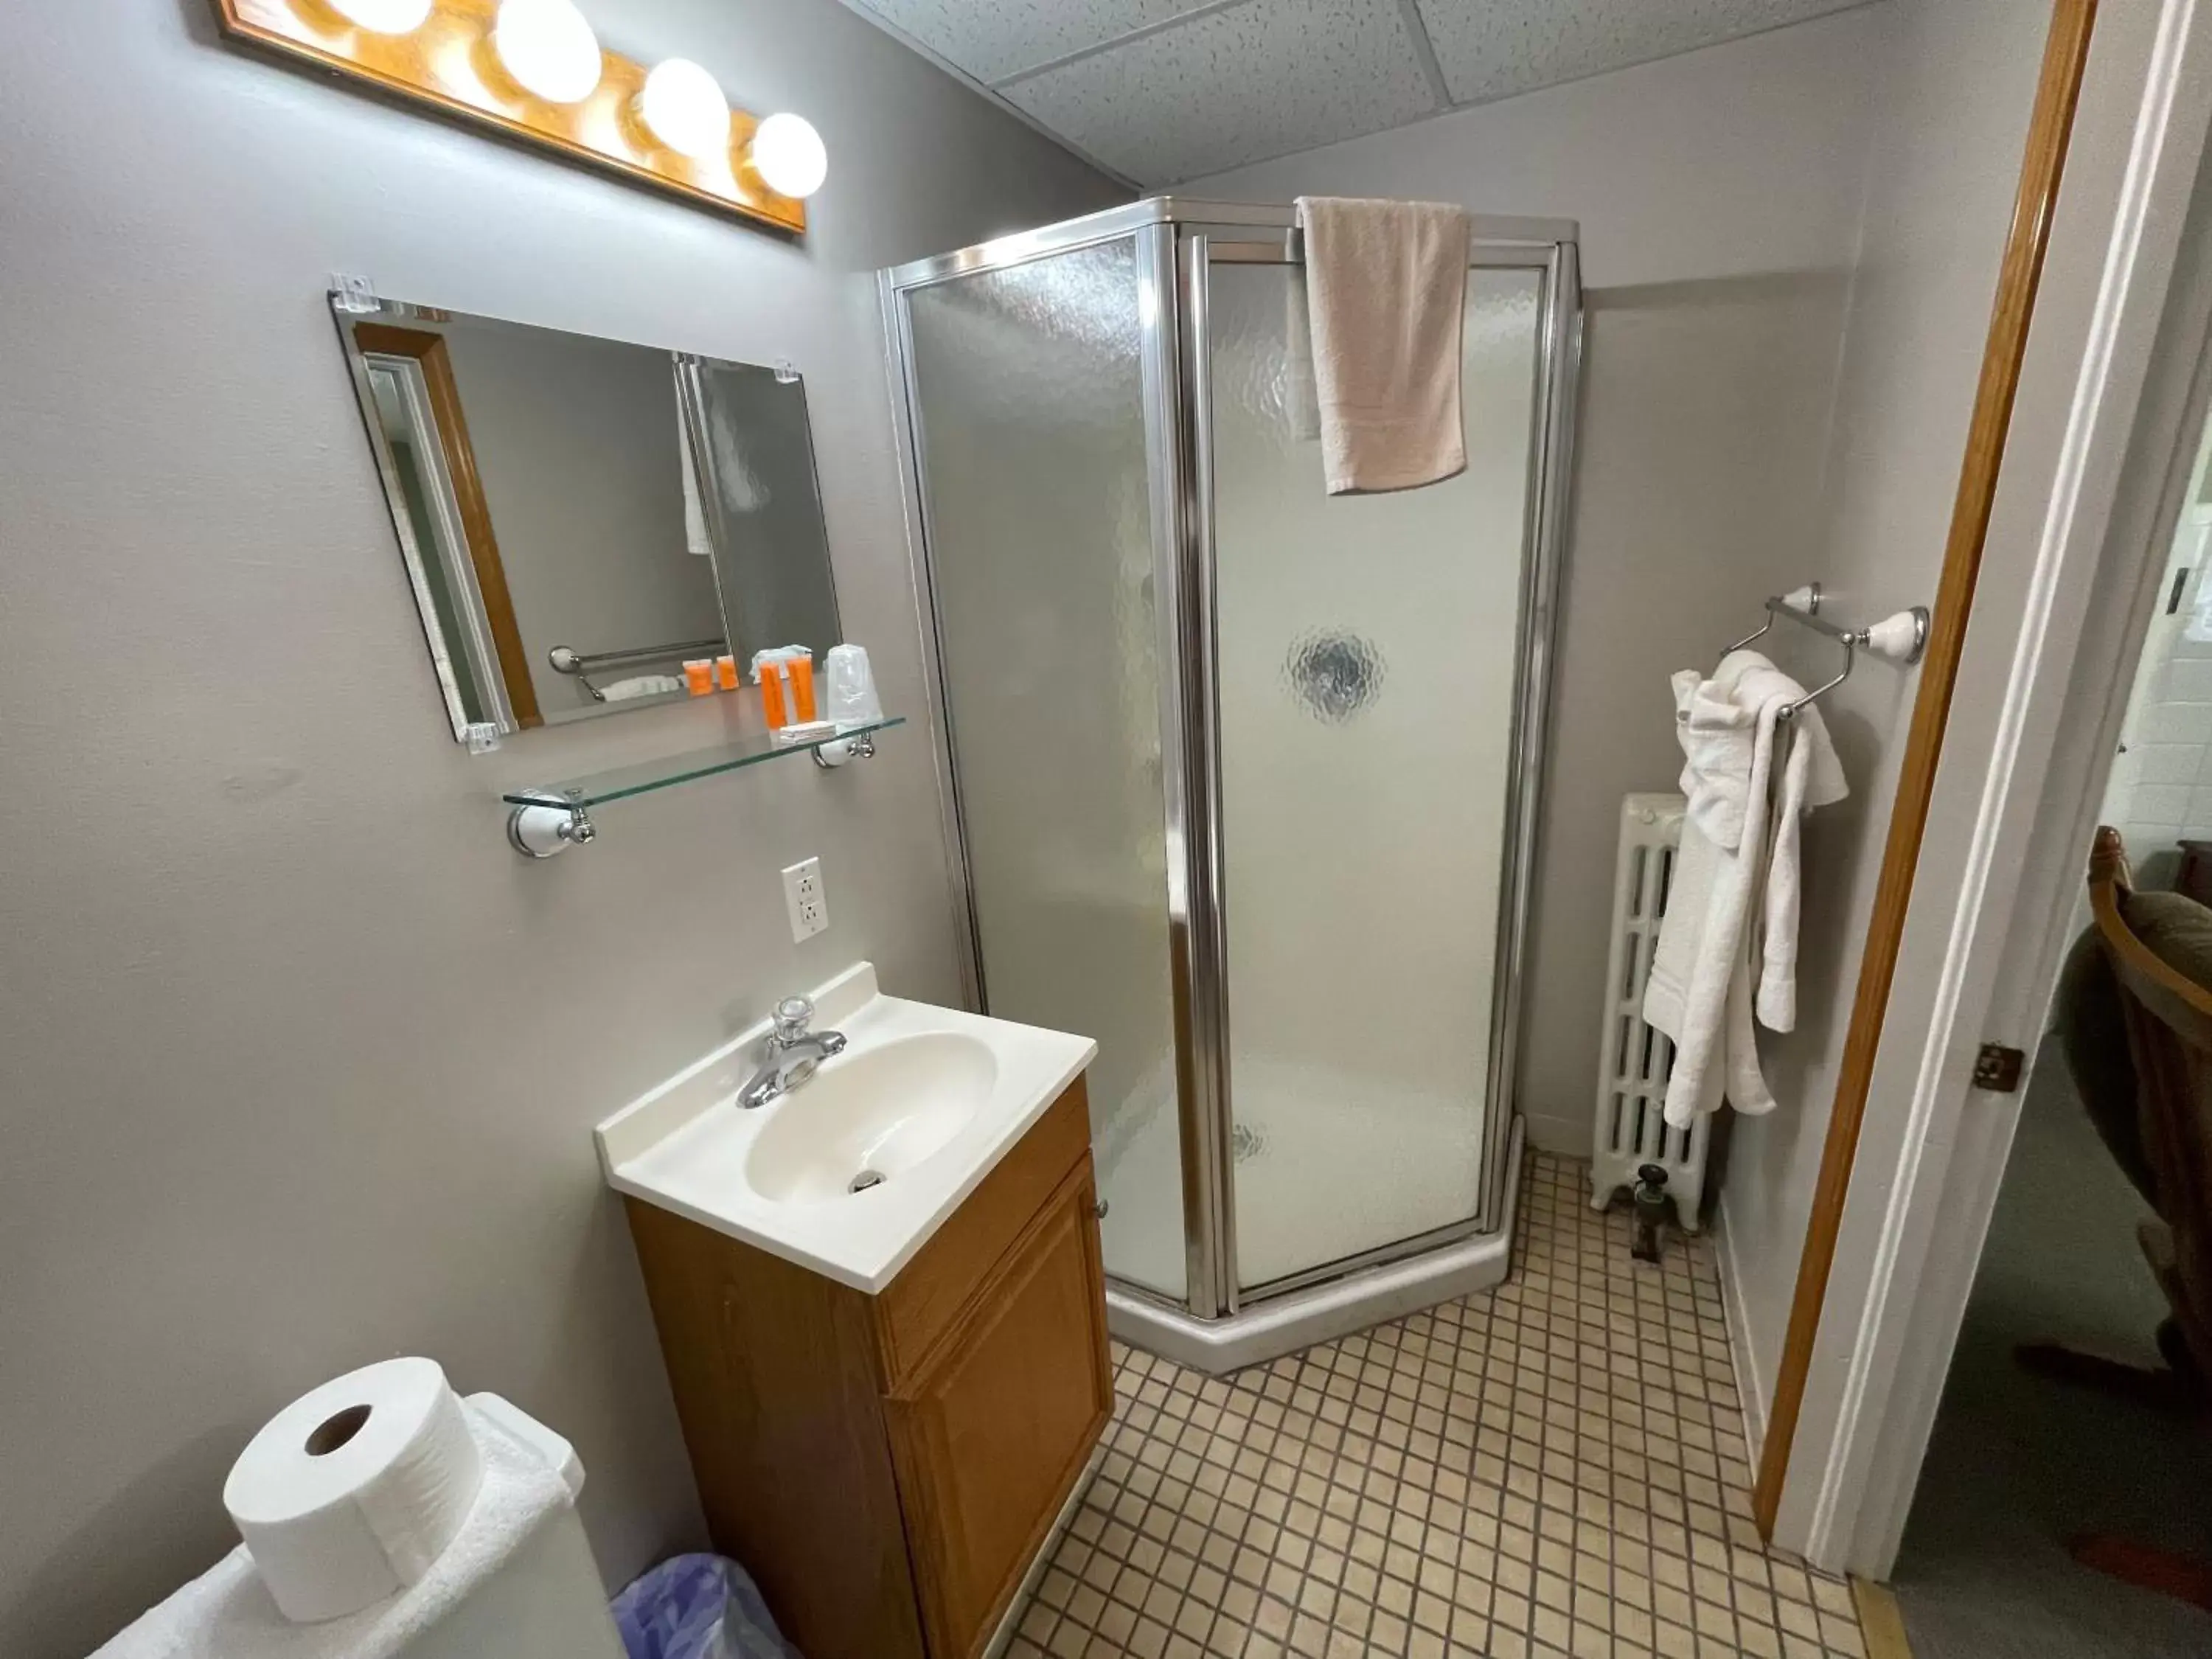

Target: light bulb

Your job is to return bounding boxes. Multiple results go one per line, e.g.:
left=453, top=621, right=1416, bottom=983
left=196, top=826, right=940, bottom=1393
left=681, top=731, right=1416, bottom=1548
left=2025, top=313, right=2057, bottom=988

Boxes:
left=749, top=112, right=827, bottom=199
left=639, top=59, right=731, bottom=160
left=327, top=0, right=432, bottom=30
left=493, top=0, right=602, bottom=105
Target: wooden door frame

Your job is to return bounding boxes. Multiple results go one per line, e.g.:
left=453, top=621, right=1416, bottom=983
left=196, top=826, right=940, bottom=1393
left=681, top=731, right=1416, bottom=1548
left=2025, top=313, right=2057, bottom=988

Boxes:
left=1748, top=0, right=2101, bottom=1539
left=1748, top=0, right=2212, bottom=1572
left=352, top=321, right=543, bottom=728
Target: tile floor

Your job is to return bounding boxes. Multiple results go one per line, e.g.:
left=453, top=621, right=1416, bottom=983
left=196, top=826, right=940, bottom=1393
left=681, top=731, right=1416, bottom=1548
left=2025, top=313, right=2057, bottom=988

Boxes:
left=1009, top=1153, right=1868, bottom=1659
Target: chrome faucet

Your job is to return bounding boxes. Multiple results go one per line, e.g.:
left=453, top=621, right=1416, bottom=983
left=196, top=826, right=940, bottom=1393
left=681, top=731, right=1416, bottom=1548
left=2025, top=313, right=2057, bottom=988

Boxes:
left=737, top=995, right=847, bottom=1109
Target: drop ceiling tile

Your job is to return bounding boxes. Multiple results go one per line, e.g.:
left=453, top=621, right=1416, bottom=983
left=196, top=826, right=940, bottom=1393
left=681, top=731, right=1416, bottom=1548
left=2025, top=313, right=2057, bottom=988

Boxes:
left=1413, top=0, right=1874, bottom=107
left=847, top=0, right=1222, bottom=85
left=1002, top=0, right=1440, bottom=186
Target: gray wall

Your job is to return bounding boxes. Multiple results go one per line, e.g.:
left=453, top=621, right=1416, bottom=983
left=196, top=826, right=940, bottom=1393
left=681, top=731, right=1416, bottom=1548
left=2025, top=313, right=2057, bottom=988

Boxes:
left=433, top=318, right=723, bottom=721
left=1189, top=8, right=1891, bottom=1155
left=0, top=2, right=1119, bottom=1654
left=1717, top=0, right=2053, bottom=1440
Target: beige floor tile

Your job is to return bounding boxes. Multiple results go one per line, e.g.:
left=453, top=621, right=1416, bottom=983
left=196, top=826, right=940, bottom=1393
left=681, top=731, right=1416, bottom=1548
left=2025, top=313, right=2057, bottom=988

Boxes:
left=1006, top=1155, right=1868, bottom=1659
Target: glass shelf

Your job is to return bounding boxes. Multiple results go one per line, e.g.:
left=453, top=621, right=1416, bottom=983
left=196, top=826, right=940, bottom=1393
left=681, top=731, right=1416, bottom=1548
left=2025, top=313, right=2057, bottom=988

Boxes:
left=501, top=717, right=905, bottom=810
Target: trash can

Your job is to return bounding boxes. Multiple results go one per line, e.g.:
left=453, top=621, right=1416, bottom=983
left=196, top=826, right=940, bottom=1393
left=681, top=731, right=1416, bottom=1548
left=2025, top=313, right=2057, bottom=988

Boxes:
left=610, top=1554, right=799, bottom=1659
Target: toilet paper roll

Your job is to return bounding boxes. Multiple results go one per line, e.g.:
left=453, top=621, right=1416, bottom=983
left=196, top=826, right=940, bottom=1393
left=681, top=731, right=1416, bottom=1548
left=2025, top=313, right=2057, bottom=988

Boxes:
left=223, top=1357, right=485, bottom=1624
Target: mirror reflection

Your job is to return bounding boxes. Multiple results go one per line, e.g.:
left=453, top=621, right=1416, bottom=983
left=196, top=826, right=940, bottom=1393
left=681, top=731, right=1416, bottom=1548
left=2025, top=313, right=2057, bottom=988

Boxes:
left=335, top=296, right=841, bottom=742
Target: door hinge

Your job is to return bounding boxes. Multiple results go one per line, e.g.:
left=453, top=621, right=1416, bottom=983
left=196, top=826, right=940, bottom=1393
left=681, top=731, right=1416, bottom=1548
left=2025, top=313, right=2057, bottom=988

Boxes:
left=1972, top=1043, right=2025, bottom=1092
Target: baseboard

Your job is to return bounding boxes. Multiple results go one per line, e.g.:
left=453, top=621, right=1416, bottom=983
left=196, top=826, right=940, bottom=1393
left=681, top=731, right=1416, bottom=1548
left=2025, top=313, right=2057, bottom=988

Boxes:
left=1714, top=1194, right=1769, bottom=1461
left=1520, top=1113, right=1592, bottom=1159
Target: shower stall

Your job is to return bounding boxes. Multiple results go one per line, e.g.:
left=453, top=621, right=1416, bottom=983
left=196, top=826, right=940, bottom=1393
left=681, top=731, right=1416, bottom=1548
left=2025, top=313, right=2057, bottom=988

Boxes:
left=883, top=199, right=1579, bottom=1371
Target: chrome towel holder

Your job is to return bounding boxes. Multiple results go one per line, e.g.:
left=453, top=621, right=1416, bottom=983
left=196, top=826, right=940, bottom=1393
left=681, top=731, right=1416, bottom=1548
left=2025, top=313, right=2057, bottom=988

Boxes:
left=548, top=637, right=724, bottom=703
left=1723, top=583, right=1930, bottom=719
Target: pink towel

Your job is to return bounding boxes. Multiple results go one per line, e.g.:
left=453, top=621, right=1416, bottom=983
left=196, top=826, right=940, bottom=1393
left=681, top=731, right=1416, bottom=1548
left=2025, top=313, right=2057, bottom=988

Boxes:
left=1294, top=195, right=1473, bottom=495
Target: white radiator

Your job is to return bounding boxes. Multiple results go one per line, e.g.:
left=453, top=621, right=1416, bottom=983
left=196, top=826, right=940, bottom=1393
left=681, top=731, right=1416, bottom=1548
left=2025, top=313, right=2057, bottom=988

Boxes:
left=1590, top=793, right=1712, bottom=1230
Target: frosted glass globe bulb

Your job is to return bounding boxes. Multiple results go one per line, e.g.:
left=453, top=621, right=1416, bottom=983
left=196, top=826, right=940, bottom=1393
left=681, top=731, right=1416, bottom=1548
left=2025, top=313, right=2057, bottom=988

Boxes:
left=750, top=112, right=827, bottom=199
left=493, top=0, right=602, bottom=105
left=639, top=58, right=731, bottom=161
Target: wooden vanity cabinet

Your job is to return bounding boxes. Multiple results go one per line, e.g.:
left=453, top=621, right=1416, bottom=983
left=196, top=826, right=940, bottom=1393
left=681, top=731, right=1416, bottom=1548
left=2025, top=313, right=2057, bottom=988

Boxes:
left=624, top=1077, right=1110, bottom=1659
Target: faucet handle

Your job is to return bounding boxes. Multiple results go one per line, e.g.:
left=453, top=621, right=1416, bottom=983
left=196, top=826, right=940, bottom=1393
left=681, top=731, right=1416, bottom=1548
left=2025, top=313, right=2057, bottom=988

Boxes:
left=772, top=996, right=815, bottom=1046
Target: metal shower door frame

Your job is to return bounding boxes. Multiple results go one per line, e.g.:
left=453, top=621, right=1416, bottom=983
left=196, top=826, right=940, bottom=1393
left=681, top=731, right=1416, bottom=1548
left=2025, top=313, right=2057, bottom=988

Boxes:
left=1180, top=225, right=1580, bottom=1312
left=881, top=205, right=1224, bottom=1313
left=881, top=198, right=1582, bottom=1323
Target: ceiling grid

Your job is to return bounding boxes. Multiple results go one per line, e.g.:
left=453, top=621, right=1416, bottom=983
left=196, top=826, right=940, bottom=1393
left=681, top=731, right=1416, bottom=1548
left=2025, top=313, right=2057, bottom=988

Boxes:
left=838, top=0, right=1877, bottom=185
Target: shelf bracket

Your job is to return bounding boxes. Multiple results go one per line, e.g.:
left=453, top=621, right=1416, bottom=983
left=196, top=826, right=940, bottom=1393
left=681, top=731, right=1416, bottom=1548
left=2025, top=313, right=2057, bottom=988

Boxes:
left=508, top=797, right=597, bottom=858
left=813, top=731, right=878, bottom=768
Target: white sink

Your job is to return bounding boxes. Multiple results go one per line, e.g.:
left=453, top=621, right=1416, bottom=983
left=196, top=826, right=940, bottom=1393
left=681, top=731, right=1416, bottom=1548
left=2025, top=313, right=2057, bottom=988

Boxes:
left=594, top=964, right=1094, bottom=1291
left=743, top=1032, right=997, bottom=1205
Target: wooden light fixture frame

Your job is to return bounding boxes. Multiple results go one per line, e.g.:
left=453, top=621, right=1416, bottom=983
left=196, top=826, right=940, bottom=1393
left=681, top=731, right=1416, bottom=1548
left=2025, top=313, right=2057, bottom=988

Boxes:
left=209, top=0, right=807, bottom=235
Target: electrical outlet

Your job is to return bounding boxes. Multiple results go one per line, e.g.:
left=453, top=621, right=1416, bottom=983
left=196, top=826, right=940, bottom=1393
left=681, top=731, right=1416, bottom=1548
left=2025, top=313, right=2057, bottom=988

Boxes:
left=782, top=857, right=828, bottom=942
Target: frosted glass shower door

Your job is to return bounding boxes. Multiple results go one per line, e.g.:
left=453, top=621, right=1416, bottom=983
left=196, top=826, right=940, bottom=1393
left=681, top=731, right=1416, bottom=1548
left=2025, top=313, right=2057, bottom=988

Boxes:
left=902, top=238, right=1189, bottom=1301
left=1206, top=260, right=1545, bottom=1293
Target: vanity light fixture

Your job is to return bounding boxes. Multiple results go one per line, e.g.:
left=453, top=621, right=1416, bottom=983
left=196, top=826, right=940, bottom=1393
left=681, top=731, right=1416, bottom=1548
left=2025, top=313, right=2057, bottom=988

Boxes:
left=211, top=0, right=819, bottom=234
left=490, top=0, right=601, bottom=104
left=637, top=58, right=729, bottom=160
left=748, top=113, right=827, bottom=201
left=324, top=0, right=434, bottom=31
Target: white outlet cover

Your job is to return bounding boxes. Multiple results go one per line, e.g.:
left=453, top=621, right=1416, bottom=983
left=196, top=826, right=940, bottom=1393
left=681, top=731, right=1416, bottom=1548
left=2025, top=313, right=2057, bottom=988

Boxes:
left=782, top=858, right=828, bottom=942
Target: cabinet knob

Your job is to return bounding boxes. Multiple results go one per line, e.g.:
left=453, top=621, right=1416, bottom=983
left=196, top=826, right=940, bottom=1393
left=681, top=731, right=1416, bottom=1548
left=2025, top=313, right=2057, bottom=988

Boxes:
left=1093, top=1198, right=1110, bottom=1220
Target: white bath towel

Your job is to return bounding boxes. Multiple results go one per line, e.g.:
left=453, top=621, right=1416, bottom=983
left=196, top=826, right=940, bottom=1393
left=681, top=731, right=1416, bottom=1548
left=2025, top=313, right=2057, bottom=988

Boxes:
left=91, top=1397, right=574, bottom=1659
left=1643, top=675, right=1779, bottom=1125
left=1671, top=668, right=1758, bottom=849
left=1642, top=651, right=1844, bottom=1127
left=1756, top=684, right=1848, bottom=1031
left=1293, top=196, right=1472, bottom=495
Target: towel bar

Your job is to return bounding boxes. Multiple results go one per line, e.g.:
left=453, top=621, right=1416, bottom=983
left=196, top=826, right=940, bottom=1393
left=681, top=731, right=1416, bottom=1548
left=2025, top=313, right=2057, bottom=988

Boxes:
left=1723, top=583, right=1928, bottom=718
left=548, top=637, right=725, bottom=703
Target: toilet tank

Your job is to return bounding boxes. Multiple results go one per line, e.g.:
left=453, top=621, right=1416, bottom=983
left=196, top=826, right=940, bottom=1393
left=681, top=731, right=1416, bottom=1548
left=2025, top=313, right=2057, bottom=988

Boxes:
left=403, top=1395, right=627, bottom=1659
left=404, top=1502, right=625, bottom=1659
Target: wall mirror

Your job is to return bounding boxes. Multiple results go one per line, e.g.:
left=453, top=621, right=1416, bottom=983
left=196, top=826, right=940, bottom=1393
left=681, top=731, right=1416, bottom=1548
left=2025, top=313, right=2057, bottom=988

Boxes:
left=333, top=295, right=841, bottom=742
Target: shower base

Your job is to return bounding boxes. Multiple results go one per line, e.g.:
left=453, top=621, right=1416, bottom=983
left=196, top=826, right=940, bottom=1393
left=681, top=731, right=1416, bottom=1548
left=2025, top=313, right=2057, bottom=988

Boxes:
left=1105, top=1119, right=1523, bottom=1374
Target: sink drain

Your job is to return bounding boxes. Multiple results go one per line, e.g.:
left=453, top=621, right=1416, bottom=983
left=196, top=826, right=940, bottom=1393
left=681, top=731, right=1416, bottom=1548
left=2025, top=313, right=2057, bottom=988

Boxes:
left=848, top=1170, right=886, bottom=1194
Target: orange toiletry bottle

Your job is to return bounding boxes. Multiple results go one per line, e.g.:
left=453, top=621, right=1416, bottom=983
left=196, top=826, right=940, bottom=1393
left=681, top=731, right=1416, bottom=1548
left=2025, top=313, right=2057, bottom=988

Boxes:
left=757, top=659, right=792, bottom=728
left=683, top=658, right=715, bottom=698
left=752, top=647, right=818, bottom=733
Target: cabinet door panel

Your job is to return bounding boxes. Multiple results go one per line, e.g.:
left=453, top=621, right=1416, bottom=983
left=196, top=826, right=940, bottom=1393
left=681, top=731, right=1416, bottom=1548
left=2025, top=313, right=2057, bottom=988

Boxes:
left=886, top=1163, right=1113, bottom=1659
left=877, top=1079, right=1092, bottom=1386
